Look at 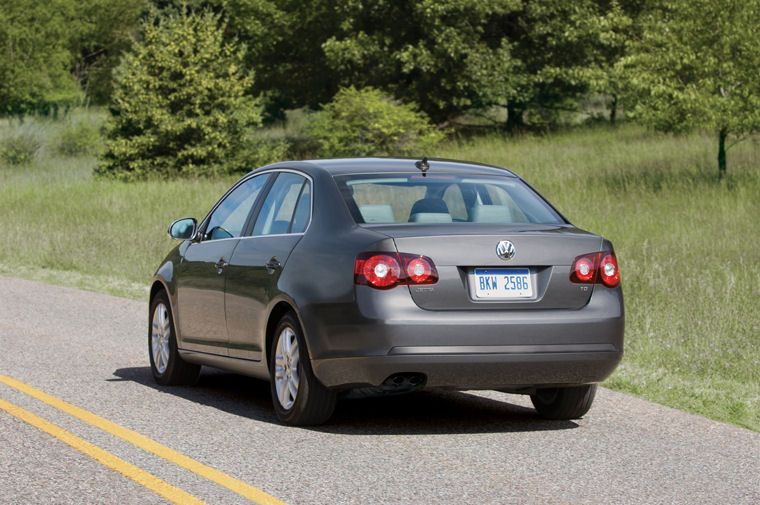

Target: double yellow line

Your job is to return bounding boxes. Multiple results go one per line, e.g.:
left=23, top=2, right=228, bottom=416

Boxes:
left=0, top=374, right=287, bottom=505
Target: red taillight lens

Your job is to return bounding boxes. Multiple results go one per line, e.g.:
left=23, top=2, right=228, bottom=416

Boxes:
left=355, top=253, right=401, bottom=289
left=570, top=251, right=620, bottom=288
left=572, top=256, right=596, bottom=283
left=402, top=255, right=438, bottom=285
left=355, top=252, right=438, bottom=289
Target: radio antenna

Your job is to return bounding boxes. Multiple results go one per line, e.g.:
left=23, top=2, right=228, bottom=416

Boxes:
left=415, top=157, right=429, bottom=175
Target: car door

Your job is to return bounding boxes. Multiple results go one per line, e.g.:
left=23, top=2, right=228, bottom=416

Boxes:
left=175, top=173, right=271, bottom=355
left=225, top=172, right=312, bottom=361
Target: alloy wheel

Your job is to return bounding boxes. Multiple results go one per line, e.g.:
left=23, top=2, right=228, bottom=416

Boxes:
left=151, top=303, right=171, bottom=374
left=274, top=327, right=300, bottom=409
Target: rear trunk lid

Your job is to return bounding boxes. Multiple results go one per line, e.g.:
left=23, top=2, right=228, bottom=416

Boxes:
left=369, top=223, right=602, bottom=310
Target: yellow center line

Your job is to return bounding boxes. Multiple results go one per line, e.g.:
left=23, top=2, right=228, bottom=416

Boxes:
left=0, top=397, right=206, bottom=505
left=0, top=375, right=288, bottom=505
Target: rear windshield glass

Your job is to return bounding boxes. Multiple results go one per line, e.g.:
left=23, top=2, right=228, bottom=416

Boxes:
left=334, top=174, right=565, bottom=225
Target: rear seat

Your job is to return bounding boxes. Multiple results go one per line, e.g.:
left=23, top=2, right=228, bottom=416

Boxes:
left=359, top=204, right=395, bottom=223
left=470, top=204, right=513, bottom=223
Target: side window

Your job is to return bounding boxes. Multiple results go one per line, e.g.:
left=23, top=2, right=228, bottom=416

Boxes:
left=204, top=174, right=268, bottom=241
left=442, top=184, right=467, bottom=221
left=290, top=181, right=311, bottom=233
left=253, top=173, right=309, bottom=236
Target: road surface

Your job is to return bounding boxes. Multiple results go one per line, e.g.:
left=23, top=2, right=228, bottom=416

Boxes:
left=0, top=276, right=757, bottom=505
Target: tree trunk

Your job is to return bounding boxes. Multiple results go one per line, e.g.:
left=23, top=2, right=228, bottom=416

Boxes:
left=718, top=129, right=727, bottom=179
left=609, top=94, right=618, bottom=125
left=506, top=102, right=526, bottom=131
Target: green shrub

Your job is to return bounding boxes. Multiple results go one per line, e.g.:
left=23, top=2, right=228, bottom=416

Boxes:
left=236, top=136, right=291, bottom=171
left=0, top=131, right=42, bottom=165
left=306, top=87, right=445, bottom=157
left=97, top=8, right=261, bottom=181
left=55, top=119, right=101, bottom=157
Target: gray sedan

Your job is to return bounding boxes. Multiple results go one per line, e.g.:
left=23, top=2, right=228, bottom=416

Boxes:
left=150, top=158, right=624, bottom=425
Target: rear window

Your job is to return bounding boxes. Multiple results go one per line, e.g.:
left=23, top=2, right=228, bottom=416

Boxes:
left=334, top=174, right=565, bottom=225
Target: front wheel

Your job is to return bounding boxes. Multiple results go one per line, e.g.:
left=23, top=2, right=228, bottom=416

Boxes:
left=269, top=313, right=336, bottom=426
left=149, top=291, right=200, bottom=386
left=530, top=384, right=597, bottom=420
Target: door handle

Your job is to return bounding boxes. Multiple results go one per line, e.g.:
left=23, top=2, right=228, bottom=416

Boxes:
left=266, top=257, right=281, bottom=273
left=215, top=257, right=228, bottom=274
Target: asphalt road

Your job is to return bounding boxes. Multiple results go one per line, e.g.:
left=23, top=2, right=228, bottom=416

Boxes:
left=0, top=276, right=758, bottom=505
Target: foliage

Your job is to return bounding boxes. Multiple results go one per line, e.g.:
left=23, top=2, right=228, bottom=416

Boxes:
left=0, top=0, right=82, bottom=116
left=0, top=0, right=145, bottom=114
left=68, top=0, right=148, bottom=104
left=306, top=87, right=445, bottom=157
left=219, top=0, right=641, bottom=128
left=620, top=0, right=760, bottom=177
left=236, top=136, right=291, bottom=169
left=0, top=130, right=42, bottom=165
left=219, top=0, right=341, bottom=120
left=496, top=0, right=640, bottom=129
left=55, top=118, right=102, bottom=157
left=322, top=0, right=520, bottom=124
left=554, top=0, right=642, bottom=124
left=98, top=8, right=261, bottom=180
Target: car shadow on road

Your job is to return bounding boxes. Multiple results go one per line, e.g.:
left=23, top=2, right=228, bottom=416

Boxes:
left=111, top=366, right=579, bottom=435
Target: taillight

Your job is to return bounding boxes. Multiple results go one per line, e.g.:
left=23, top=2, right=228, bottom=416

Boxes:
left=599, top=253, right=620, bottom=287
left=356, top=253, right=401, bottom=289
left=355, top=252, right=438, bottom=289
left=570, top=251, right=620, bottom=288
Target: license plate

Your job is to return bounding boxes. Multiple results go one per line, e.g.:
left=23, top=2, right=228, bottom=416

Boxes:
left=473, top=268, right=533, bottom=299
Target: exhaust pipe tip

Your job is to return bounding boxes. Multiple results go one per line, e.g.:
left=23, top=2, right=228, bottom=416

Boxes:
left=383, top=373, right=426, bottom=390
left=343, top=373, right=427, bottom=400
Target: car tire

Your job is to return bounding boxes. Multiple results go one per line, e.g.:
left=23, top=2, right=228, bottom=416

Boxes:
left=530, top=384, right=597, bottom=420
left=269, top=312, right=336, bottom=426
left=149, top=291, right=201, bottom=386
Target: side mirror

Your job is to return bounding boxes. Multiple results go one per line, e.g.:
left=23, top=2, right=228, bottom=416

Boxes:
left=168, top=218, right=198, bottom=240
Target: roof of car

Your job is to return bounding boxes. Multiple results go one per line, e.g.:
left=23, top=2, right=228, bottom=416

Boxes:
left=264, top=157, right=518, bottom=178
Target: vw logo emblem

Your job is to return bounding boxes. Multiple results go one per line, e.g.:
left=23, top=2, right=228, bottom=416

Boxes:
left=496, top=240, right=516, bottom=260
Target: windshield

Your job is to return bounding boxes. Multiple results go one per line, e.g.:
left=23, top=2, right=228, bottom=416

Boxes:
left=334, top=173, right=565, bottom=225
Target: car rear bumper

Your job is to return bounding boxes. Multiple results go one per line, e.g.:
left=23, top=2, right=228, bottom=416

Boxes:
left=312, top=347, right=622, bottom=389
left=302, top=285, right=625, bottom=390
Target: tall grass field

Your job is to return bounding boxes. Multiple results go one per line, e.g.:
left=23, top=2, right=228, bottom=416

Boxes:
left=1, top=110, right=758, bottom=431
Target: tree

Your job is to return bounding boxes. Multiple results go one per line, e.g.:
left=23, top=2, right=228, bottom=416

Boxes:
left=68, top=0, right=148, bottom=104
left=98, top=8, right=261, bottom=180
left=0, top=0, right=81, bottom=116
left=621, top=0, right=760, bottom=178
left=319, top=0, right=639, bottom=129
left=322, top=0, right=520, bottom=125
left=0, top=0, right=146, bottom=115
left=566, top=0, right=643, bottom=124
left=497, top=0, right=640, bottom=129
left=220, top=0, right=341, bottom=120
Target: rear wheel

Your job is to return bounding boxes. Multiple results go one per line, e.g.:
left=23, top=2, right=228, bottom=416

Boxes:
left=149, top=291, right=200, bottom=386
left=269, top=312, right=336, bottom=426
left=530, top=384, right=597, bottom=420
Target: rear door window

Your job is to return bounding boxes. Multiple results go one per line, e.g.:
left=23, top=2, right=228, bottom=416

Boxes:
left=253, top=173, right=310, bottom=235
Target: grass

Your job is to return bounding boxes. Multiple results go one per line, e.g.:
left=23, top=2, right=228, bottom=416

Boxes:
left=0, top=109, right=234, bottom=299
left=1, top=110, right=758, bottom=431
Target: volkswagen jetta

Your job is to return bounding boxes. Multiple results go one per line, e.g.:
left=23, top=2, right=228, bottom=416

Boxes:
left=149, top=158, right=624, bottom=425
